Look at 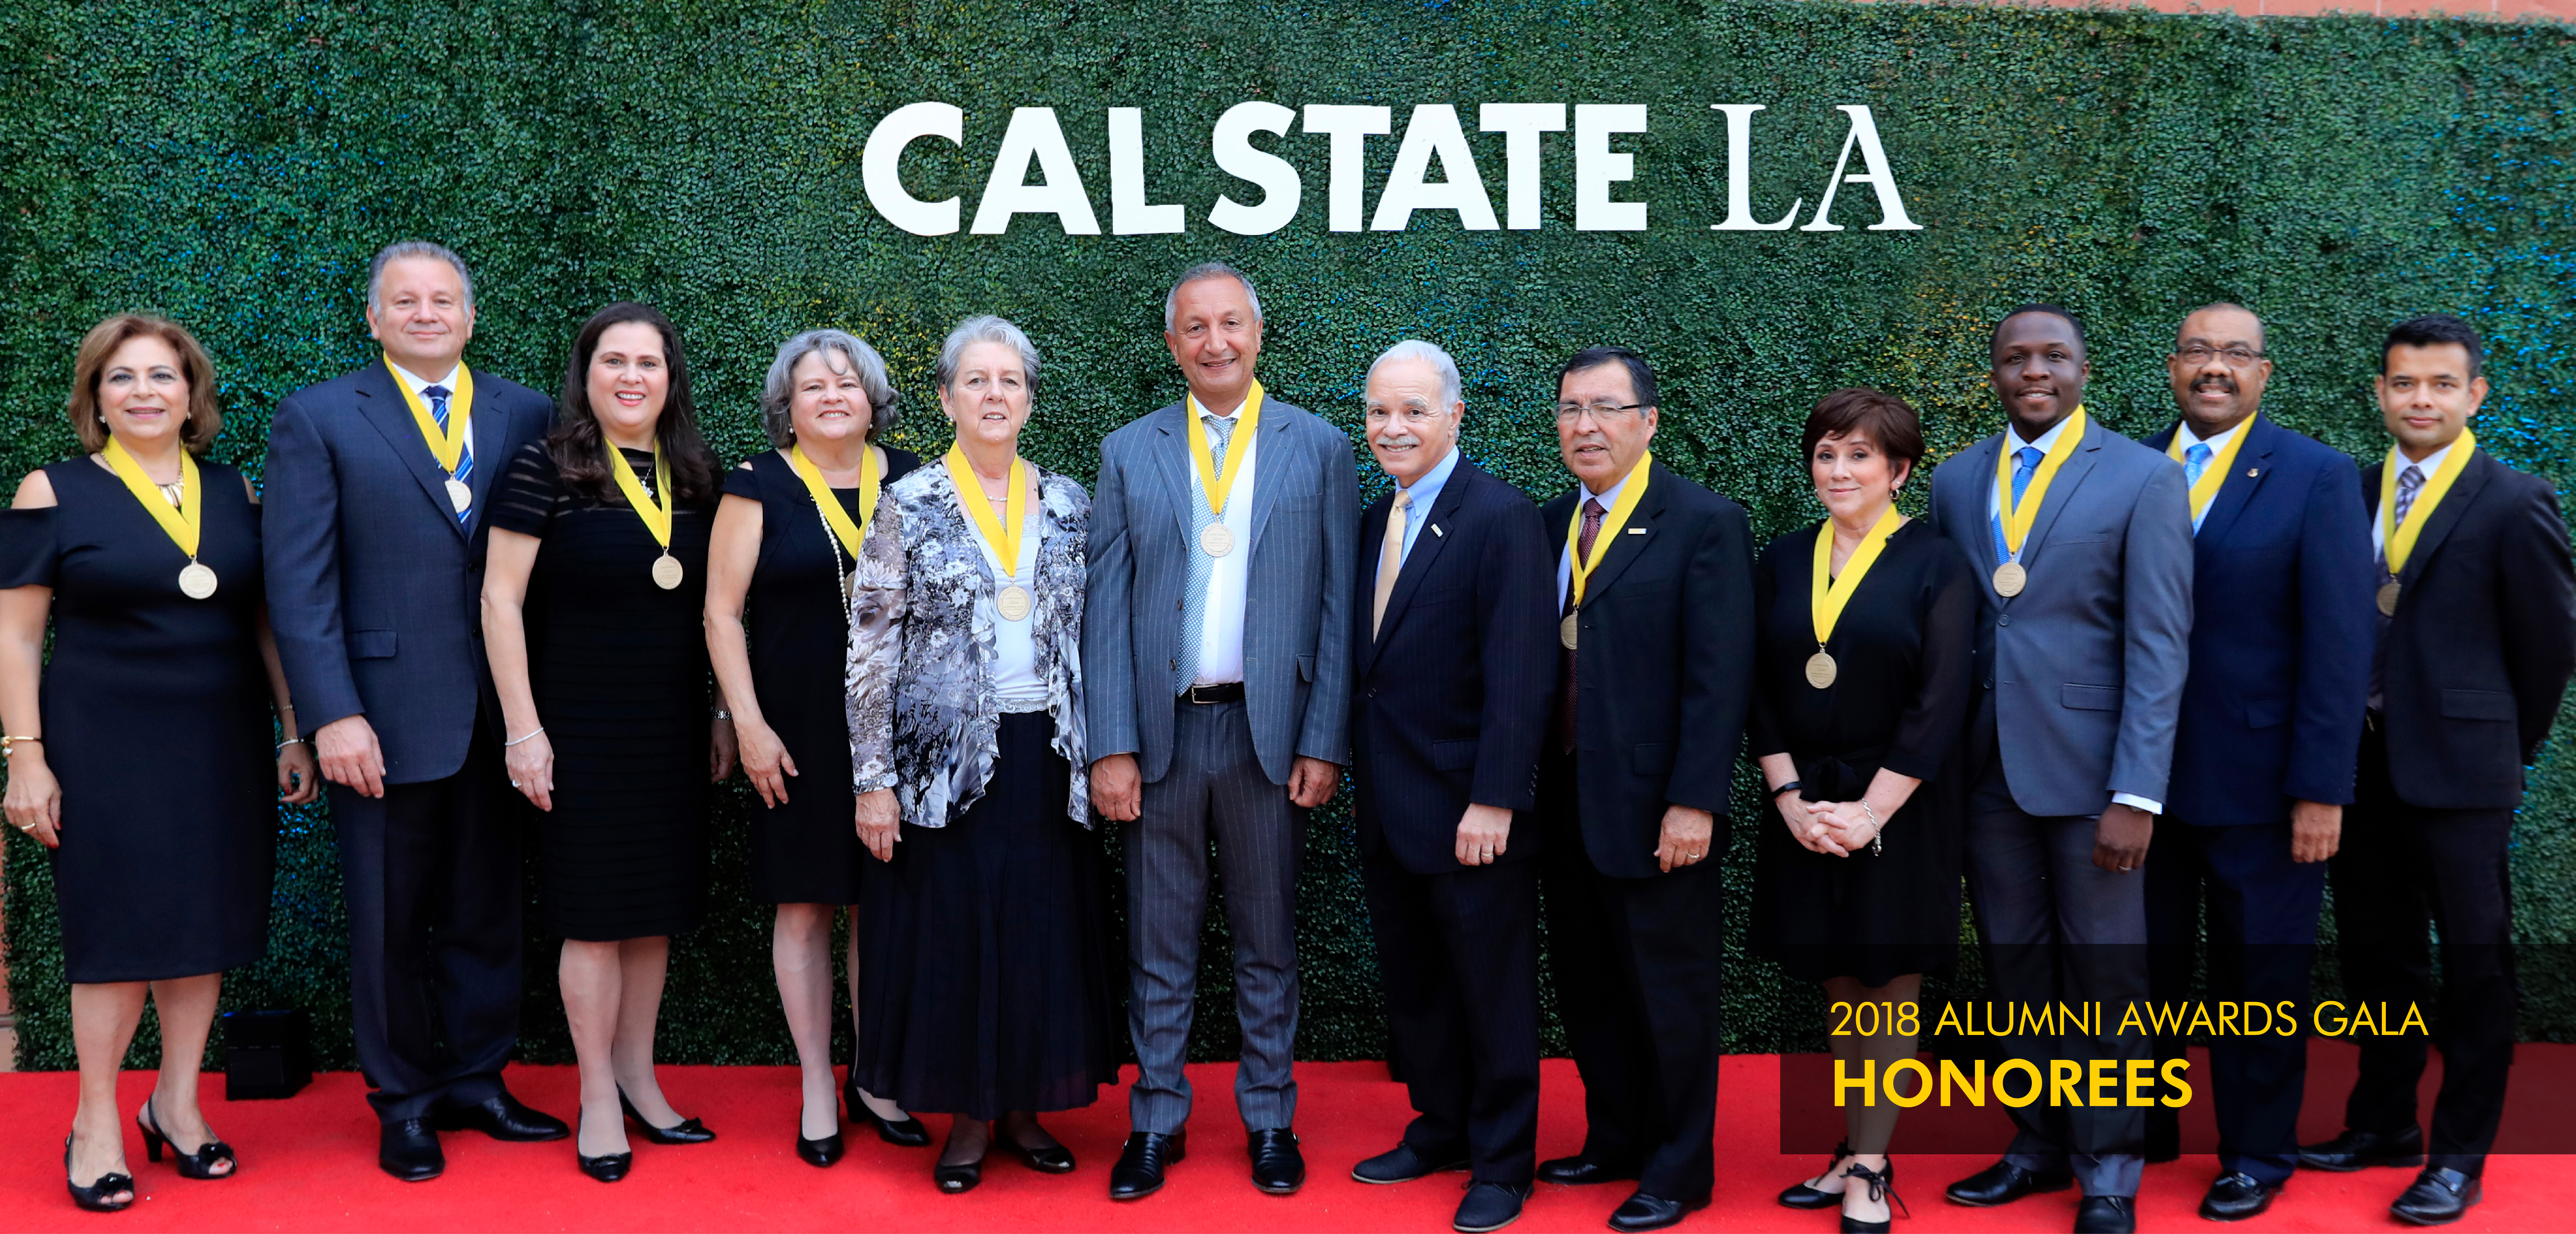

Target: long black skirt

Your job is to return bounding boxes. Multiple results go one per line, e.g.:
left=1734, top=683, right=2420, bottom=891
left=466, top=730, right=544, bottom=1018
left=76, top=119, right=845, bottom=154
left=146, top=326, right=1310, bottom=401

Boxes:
left=854, top=713, right=1118, bottom=1119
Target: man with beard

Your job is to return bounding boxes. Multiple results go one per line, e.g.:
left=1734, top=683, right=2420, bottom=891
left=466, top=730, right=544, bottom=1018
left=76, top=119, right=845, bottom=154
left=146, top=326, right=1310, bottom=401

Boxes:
left=2138, top=304, right=2375, bottom=1220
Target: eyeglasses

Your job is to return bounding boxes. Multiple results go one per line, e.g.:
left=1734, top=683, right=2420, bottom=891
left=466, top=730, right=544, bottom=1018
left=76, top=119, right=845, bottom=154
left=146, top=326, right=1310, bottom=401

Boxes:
left=2174, top=344, right=2266, bottom=368
left=1553, top=402, right=1646, bottom=424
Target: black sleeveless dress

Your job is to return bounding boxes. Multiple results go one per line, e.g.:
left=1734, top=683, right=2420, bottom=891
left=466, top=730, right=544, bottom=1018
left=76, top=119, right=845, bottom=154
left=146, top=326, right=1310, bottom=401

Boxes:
left=486, top=443, right=713, bottom=942
left=722, top=445, right=919, bottom=906
left=0, top=458, right=275, bottom=983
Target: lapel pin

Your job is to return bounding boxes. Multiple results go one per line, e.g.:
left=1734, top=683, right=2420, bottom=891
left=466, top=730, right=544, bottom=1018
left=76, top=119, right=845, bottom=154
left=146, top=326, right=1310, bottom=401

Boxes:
left=1430, top=524, right=1444, bottom=537
left=1627, top=527, right=1646, bottom=535
left=2247, top=467, right=2259, bottom=477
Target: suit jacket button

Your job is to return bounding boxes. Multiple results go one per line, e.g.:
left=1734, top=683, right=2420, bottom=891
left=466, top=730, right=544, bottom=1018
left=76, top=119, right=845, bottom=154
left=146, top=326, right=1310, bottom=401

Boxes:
left=1997, top=614, right=2011, bottom=627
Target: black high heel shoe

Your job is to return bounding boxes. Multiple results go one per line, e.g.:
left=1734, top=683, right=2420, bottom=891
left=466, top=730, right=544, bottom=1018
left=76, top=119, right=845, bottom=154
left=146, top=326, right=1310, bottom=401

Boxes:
left=1778, top=1140, right=1854, bottom=1210
left=618, top=1089, right=716, bottom=1145
left=1839, top=1159, right=1908, bottom=1234
left=137, top=1099, right=237, bottom=1180
left=575, top=1111, right=632, bottom=1183
left=796, top=1115, right=845, bottom=1167
left=65, top=1136, right=136, bottom=1212
left=846, top=1074, right=930, bottom=1147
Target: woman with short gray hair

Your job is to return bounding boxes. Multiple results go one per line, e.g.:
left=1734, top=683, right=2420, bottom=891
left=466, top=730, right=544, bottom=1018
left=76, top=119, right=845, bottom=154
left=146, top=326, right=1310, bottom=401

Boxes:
left=704, top=329, right=927, bottom=1165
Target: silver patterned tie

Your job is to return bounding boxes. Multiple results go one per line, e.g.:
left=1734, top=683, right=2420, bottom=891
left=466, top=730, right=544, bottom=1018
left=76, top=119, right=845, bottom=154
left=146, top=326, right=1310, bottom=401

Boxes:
left=1174, top=412, right=1236, bottom=692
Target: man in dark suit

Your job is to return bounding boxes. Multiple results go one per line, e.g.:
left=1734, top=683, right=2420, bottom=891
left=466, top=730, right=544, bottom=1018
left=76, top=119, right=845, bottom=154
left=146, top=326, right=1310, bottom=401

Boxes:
left=1531, top=346, right=1756, bottom=1233
left=2138, top=304, right=2375, bottom=1221
left=2297, top=314, right=2575, bottom=1226
left=263, top=242, right=565, bottom=1181
left=1342, top=341, right=1555, bottom=1234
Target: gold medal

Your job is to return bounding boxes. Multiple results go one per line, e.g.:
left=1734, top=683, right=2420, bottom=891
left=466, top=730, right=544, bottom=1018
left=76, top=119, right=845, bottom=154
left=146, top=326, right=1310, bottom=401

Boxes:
left=178, top=561, right=219, bottom=600
left=445, top=477, right=473, bottom=512
left=651, top=552, right=683, bottom=590
left=1993, top=561, right=2027, bottom=597
left=605, top=442, right=681, bottom=592
left=1804, top=650, right=1838, bottom=689
left=997, top=583, right=1034, bottom=622
left=101, top=438, right=213, bottom=600
left=1186, top=382, right=1262, bottom=559
left=2377, top=580, right=2400, bottom=617
left=1200, top=521, right=1235, bottom=557
left=1560, top=612, right=1578, bottom=650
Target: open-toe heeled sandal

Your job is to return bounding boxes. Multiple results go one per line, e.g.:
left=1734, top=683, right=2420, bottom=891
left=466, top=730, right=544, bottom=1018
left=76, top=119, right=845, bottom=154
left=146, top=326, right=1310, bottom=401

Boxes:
left=138, top=1099, right=237, bottom=1180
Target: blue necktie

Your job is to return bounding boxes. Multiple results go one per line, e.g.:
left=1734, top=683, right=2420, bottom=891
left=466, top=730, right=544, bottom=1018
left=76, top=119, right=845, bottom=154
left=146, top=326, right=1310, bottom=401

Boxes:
left=1174, top=413, right=1236, bottom=692
left=426, top=384, right=472, bottom=524
left=2183, top=442, right=2211, bottom=489
left=1991, top=445, right=2043, bottom=563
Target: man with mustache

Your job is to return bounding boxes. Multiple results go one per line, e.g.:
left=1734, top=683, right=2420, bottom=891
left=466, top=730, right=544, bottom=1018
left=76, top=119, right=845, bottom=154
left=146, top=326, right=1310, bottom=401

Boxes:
left=1342, top=340, right=1555, bottom=1233
left=2137, top=304, right=2375, bottom=1220
left=1929, top=306, right=2193, bottom=1234
left=1083, top=262, right=1360, bottom=1201
left=2297, top=314, right=2575, bottom=1226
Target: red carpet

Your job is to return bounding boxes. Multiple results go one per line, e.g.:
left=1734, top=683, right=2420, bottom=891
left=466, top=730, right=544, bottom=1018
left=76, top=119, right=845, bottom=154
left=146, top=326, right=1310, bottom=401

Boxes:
left=0, top=1045, right=2565, bottom=1231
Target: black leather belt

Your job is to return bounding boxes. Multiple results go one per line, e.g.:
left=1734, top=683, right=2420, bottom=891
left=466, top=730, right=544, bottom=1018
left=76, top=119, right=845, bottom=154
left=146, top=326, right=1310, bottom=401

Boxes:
left=1182, top=682, right=1246, bottom=705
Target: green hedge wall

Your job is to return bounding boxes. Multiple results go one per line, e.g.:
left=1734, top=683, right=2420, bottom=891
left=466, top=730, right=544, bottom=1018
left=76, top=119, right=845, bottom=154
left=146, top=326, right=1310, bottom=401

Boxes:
left=6, top=0, right=2575, bottom=1072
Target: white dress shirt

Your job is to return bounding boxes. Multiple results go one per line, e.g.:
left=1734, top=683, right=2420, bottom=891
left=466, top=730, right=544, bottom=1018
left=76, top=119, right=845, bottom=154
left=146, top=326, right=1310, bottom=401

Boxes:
left=968, top=486, right=1048, bottom=711
left=389, top=359, right=473, bottom=512
left=2171, top=416, right=2247, bottom=534
left=1391, top=445, right=1460, bottom=566
left=1555, top=466, right=1634, bottom=612
left=2371, top=438, right=2456, bottom=560
left=1189, top=393, right=1258, bottom=687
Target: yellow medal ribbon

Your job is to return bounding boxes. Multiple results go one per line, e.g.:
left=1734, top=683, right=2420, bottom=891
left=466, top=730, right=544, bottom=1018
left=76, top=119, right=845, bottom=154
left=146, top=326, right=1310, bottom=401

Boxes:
left=605, top=440, right=674, bottom=549
left=2379, top=428, right=2476, bottom=576
left=944, top=446, right=1027, bottom=574
left=388, top=357, right=474, bottom=475
left=1811, top=505, right=1903, bottom=648
left=788, top=443, right=880, bottom=560
left=1992, top=405, right=2089, bottom=562
left=1565, top=451, right=1653, bottom=610
left=102, top=437, right=202, bottom=559
left=2164, top=420, right=2256, bottom=524
left=1185, top=378, right=1264, bottom=518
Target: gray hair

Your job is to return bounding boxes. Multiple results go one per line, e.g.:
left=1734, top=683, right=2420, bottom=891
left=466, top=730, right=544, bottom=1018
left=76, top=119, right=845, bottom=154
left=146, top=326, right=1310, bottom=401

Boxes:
left=758, top=329, right=902, bottom=448
left=1366, top=338, right=1464, bottom=409
left=367, top=240, right=475, bottom=313
left=935, top=315, right=1041, bottom=394
left=1163, top=261, right=1265, bottom=332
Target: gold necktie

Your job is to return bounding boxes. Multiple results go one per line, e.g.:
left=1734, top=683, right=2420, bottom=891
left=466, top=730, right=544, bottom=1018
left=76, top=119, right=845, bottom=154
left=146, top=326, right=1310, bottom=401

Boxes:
left=1373, top=489, right=1412, bottom=638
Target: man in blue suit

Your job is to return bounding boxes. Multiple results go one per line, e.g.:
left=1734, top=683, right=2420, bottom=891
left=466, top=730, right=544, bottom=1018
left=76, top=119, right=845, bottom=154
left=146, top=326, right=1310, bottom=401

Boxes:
left=263, top=242, right=564, bottom=1181
left=1084, top=262, right=1360, bottom=1200
left=2139, top=304, right=2375, bottom=1221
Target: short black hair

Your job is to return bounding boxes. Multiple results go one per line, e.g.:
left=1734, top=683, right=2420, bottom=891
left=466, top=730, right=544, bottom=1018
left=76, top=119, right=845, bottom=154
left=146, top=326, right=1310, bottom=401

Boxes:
left=1994, top=303, right=2087, bottom=353
left=2382, top=314, right=2483, bottom=379
left=1557, top=345, right=1658, bottom=410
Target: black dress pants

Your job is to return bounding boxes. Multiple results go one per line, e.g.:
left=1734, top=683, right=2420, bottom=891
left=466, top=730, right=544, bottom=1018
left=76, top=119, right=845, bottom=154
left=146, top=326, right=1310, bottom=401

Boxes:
left=330, top=723, right=525, bottom=1122
left=1538, top=752, right=1724, bottom=1203
left=1361, top=848, right=1541, bottom=1187
left=2328, top=723, right=2516, bottom=1174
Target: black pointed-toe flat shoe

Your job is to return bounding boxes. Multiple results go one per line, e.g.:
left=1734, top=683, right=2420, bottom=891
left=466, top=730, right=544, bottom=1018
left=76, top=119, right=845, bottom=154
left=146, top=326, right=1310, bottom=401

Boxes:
left=796, top=1129, right=844, bottom=1167
left=1777, top=1141, right=1854, bottom=1209
left=65, top=1137, right=136, bottom=1213
left=845, top=1077, right=932, bottom=1148
left=138, top=1100, right=237, bottom=1180
left=2299, top=1124, right=2425, bottom=1172
left=578, top=1148, right=633, bottom=1183
left=934, top=1153, right=986, bottom=1194
left=1109, top=1130, right=1187, bottom=1200
left=1009, top=1139, right=1077, bottom=1174
left=618, top=1091, right=715, bottom=1145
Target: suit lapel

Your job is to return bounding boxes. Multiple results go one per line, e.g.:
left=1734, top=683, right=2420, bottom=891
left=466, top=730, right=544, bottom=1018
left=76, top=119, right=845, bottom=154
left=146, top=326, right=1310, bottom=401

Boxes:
left=1575, top=461, right=1668, bottom=605
left=1955, top=434, right=2005, bottom=576
left=1364, top=458, right=1475, bottom=668
left=2192, top=415, right=2275, bottom=547
left=1147, top=403, right=1196, bottom=543
left=465, top=376, right=520, bottom=528
left=354, top=359, right=469, bottom=539
left=2396, top=449, right=2493, bottom=589
left=2014, top=418, right=2105, bottom=570
left=1245, top=407, right=1291, bottom=555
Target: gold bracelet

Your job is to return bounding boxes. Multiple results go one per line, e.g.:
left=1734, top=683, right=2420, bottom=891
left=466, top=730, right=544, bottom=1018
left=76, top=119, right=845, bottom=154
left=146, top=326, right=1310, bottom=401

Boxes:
left=1, top=734, right=40, bottom=759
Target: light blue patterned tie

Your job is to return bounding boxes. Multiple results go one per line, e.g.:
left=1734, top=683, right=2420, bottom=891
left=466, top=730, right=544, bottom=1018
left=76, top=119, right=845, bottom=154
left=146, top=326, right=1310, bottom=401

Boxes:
left=1174, top=412, right=1236, bottom=692
left=2183, top=442, right=2211, bottom=490
left=1990, top=445, right=2043, bottom=563
left=426, top=384, right=472, bottom=524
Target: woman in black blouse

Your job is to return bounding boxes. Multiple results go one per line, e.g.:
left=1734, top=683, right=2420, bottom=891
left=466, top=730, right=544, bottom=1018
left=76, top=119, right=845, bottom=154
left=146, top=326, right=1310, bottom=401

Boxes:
left=481, top=302, right=732, bottom=1181
left=1751, top=388, right=1975, bottom=1233
left=704, top=329, right=928, bottom=1164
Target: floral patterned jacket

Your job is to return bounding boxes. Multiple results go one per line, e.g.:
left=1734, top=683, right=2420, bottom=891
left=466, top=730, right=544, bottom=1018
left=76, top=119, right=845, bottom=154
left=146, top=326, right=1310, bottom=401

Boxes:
left=845, top=459, right=1090, bottom=829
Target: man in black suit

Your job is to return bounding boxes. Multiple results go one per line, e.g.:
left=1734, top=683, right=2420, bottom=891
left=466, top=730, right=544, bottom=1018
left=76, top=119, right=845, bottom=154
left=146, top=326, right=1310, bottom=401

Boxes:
left=2139, top=304, right=2376, bottom=1221
left=2298, top=314, right=2576, bottom=1226
left=1532, top=346, right=1756, bottom=1233
left=264, top=242, right=566, bottom=1180
left=1343, top=340, right=1556, bottom=1234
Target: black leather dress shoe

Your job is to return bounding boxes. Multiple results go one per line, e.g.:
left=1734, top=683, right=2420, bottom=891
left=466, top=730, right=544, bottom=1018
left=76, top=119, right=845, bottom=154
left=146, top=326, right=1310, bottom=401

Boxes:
left=1353, top=1140, right=1470, bottom=1184
left=379, top=1119, right=445, bottom=1182
left=1109, top=1130, right=1186, bottom=1200
left=1605, top=1190, right=1710, bottom=1233
left=795, top=1129, right=843, bottom=1167
left=2074, top=1195, right=2136, bottom=1233
left=1538, top=1153, right=1642, bottom=1186
left=1944, top=1160, right=2072, bottom=1206
left=1454, top=1180, right=1529, bottom=1232
left=2198, top=1172, right=2280, bottom=1221
left=1249, top=1127, right=1305, bottom=1194
left=2390, top=1167, right=2481, bottom=1226
left=432, top=1092, right=570, bottom=1142
left=2298, top=1125, right=2424, bottom=1172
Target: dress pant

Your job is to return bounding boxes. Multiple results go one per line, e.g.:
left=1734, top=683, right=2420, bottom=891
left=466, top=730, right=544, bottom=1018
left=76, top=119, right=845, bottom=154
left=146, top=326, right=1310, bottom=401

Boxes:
left=1124, top=697, right=1302, bottom=1134
left=329, top=721, right=523, bottom=1122
left=2144, top=817, right=2324, bottom=1185
left=1361, top=848, right=1541, bottom=1187
left=1962, top=756, right=2150, bottom=1199
left=1538, top=750, right=1724, bottom=1203
left=2328, top=722, right=2516, bottom=1175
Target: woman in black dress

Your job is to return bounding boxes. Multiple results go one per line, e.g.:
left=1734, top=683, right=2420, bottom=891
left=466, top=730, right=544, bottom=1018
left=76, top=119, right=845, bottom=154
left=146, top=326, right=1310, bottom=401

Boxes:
left=481, top=302, right=732, bottom=1181
left=705, top=329, right=927, bottom=1164
left=0, top=316, right=317, bottom=1211
left=1751, top=389, right=1974, bottom=1233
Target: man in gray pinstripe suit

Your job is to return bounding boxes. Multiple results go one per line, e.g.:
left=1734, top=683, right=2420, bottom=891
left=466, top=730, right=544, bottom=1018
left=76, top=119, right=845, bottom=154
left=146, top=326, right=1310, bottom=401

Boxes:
left=1084, top=262, right=1361, bottom=1201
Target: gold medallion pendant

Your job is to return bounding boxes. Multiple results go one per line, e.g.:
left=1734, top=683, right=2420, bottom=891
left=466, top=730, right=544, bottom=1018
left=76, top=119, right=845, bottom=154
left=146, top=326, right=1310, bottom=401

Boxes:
left=177, top=561, right=219, bottom=600
left=1804, top=650, right=1838, bottom=689
left=651, top=553, right=684, bottom=590
left=1992, top=561, right=2028, bottom=598
left=996, top=584, right=1034, bottom=622
left=1200, top=521, right=1235, bottom=557
left=2377, top=580, right=2401, bottom=617
left=445, top=477, right=473, bottom=512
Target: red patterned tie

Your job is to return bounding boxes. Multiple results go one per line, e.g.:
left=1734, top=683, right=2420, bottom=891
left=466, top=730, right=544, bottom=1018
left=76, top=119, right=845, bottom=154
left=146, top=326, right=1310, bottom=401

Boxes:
left=1558, top=498, right=1605, bottom=752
